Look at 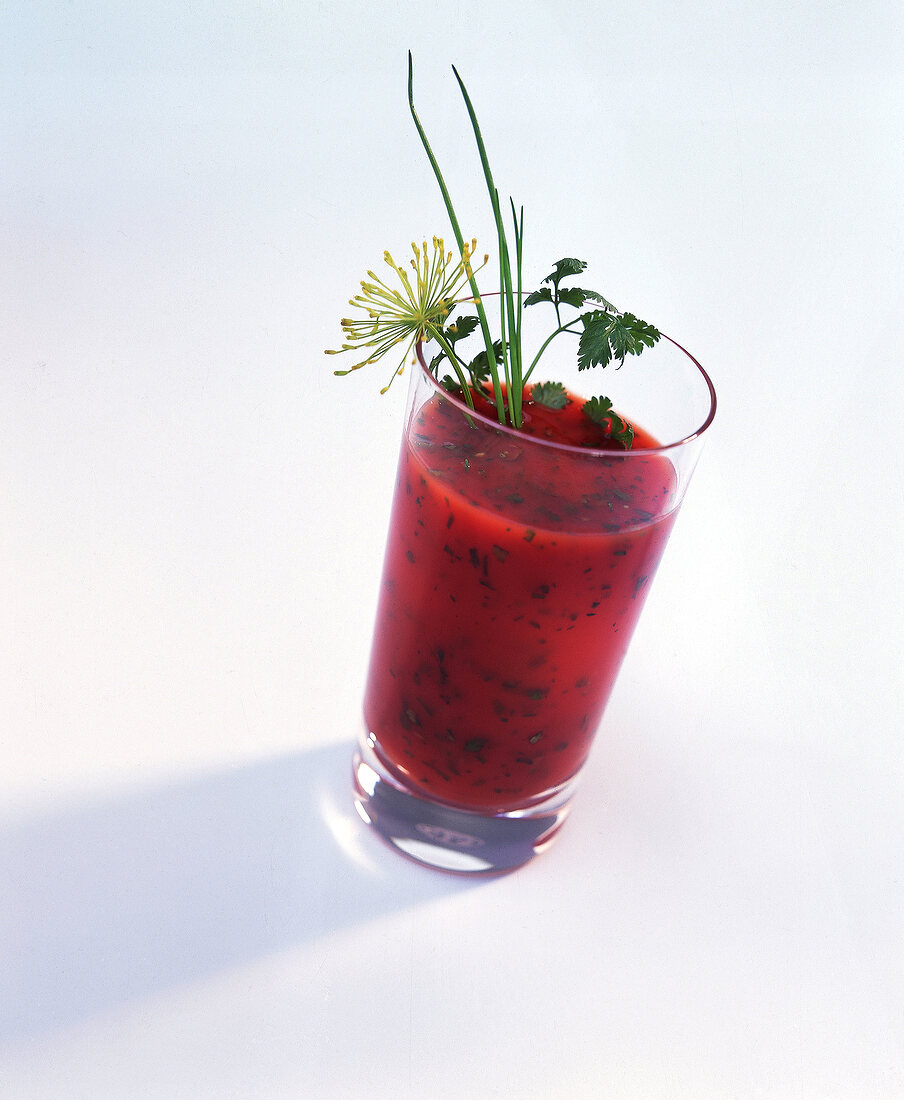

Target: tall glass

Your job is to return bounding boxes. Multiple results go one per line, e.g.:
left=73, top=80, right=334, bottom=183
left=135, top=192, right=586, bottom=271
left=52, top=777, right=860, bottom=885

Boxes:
left=353, top=336, right=716, bottom=872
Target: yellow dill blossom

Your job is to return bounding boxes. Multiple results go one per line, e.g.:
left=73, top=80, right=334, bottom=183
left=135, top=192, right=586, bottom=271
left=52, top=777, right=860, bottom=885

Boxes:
left=326, top=237, right=487, bottom=393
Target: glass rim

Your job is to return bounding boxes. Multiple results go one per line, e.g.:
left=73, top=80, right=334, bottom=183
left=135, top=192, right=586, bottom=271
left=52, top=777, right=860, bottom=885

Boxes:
left=415, top=335, right=716, bottom=458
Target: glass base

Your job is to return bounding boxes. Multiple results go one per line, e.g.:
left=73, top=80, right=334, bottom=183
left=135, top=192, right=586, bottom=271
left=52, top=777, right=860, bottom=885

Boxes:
left=352, top=732, right=578, bottom=874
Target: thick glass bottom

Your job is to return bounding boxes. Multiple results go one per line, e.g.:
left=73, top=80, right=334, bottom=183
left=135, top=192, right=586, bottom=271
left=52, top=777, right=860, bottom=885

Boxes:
left=352, top=731, right=579, bottom=874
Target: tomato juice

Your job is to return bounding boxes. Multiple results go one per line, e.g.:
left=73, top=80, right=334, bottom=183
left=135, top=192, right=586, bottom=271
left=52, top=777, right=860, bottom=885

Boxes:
left=363, top=381, right=678, bottom=813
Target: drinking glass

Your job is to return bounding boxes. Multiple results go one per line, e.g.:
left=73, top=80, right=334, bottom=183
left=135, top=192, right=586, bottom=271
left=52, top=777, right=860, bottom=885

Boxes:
left=353, top=335, right=716, bottom=872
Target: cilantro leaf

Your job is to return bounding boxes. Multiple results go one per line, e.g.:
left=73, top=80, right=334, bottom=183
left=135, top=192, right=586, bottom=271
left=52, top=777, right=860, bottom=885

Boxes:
left=445, top=313, right=480, bottom=345
left=577, top=311, right=615, bottom=370
left=440, top=374, right=463, bottom=396
left=582, top=395, right=635, bottom=449
left=582, top=395, right=613, bottom=422
left=468, top=339, right=504, bottom=382
left=556, top=286, right=618, bottom=310
left=556, top=287, right=588, bottom=309
left=531, top=381, right=568, bottom=409
left=609, top=415, right=635, bottom=449
left=578, top=288, right=617, bottom=310
left=541, top=258, right=587, bottom=291
left=430, top=313, right=481, bottom=372
left=524, top=287, right=553, bottom=307
left=576, top=309, right=660, bottom=370
left=606, top=313, right=660, bottom=364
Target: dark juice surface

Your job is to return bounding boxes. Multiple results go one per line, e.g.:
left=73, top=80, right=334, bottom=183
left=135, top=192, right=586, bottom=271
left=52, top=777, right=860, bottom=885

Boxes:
left=363, top=385, right=678, bottom=812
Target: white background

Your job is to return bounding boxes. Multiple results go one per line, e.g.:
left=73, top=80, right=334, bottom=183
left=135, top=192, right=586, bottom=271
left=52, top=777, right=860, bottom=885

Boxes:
left=2, top=1, right=902, bottom=1096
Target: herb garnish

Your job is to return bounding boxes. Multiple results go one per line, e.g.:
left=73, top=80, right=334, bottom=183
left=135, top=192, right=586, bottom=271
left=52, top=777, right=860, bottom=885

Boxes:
left=582, top=396, right=635, bottom=450
left=531, top=381, right=568, bottom=410
left=326, top=54, right=661, bottom=449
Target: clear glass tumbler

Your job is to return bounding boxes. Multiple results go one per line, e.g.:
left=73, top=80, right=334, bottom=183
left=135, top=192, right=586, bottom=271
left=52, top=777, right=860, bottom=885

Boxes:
left=353, top=336, right=716, bottom=873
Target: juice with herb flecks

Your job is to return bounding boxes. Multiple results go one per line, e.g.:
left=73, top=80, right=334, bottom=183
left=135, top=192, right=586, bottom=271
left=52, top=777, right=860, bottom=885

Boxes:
left=363, top=384, right=678, bottom=812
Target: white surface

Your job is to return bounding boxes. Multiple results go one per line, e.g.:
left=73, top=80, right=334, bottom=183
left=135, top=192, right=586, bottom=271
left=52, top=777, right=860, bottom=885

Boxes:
left=2, top=2, right=902, bottom=1096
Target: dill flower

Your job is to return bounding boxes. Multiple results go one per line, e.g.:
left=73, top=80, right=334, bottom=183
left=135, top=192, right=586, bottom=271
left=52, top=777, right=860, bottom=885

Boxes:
left=326, top=236, right=487, bottom=393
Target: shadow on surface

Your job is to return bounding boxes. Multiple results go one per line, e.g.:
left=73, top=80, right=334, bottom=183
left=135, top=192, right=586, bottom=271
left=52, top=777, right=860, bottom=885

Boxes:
left=0, top=742, right=477, bottom=1039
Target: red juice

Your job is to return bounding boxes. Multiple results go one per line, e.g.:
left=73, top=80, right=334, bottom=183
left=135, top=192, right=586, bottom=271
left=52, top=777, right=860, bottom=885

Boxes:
left=363, top=383, right=678, bottom=813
